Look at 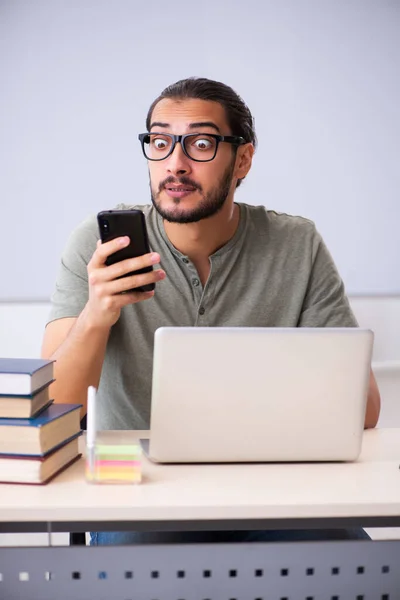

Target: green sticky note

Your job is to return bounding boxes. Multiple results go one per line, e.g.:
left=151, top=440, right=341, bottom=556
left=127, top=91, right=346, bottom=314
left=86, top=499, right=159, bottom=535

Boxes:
left=95, top=444, right=141, bottom=457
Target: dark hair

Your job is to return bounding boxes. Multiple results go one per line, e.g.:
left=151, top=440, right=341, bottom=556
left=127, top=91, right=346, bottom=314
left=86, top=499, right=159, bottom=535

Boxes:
left=146, top=77, right=257, bottom=188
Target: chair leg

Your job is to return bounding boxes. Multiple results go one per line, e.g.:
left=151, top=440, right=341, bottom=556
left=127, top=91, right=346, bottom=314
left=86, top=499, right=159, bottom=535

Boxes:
left=68, top=416, right=88, bottom=545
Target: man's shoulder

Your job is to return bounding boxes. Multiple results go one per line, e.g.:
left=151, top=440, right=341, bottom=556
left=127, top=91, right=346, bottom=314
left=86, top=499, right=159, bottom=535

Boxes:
left=68, top=204, right=154, bottom=246
left=241, top=203, right=318, bottom=239
left=64, top=213, right=99, bottom=256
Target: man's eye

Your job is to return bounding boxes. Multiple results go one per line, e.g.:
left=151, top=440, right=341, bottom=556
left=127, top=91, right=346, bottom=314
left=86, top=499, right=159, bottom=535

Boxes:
left=193, top=138, right=212, bottom=150
left=153, top=138, right=168, bottom=149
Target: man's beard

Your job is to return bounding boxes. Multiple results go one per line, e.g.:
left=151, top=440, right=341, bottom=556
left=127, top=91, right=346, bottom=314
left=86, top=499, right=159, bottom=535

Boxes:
left=150, top=160, right=235, bottom=224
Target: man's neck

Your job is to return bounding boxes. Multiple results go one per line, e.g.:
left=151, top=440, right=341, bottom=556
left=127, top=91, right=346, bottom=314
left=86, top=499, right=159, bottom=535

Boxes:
left=163, top=202, right=240, bottom=263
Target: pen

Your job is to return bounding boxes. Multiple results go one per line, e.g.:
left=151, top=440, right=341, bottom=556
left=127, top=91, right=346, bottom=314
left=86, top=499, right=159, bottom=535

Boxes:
left=86, top=386, right=97, bottom=476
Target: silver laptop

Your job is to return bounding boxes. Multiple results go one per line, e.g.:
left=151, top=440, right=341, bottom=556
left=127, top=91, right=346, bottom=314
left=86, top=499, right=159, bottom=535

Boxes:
left=144, top=327, right=373, bottom=463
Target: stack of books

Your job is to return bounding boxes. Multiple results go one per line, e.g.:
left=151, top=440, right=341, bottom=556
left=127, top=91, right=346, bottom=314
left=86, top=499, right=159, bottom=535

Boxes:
left=0, top=358, right=82, bottom=484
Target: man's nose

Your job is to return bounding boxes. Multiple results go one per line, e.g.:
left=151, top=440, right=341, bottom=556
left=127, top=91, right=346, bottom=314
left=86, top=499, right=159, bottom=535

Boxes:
left=166, top=142, right=192, bottom=177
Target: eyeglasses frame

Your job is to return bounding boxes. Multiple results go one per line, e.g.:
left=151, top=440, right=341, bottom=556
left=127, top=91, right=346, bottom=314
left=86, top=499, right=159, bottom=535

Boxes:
left=138, top=132, right=246, bottom=162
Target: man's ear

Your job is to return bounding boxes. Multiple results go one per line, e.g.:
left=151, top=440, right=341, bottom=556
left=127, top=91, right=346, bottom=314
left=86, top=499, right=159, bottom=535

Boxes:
left=234, top=143, right=254, bottom=181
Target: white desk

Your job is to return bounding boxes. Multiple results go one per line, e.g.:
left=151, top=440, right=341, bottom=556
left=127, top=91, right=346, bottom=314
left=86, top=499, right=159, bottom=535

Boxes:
left=1, top=428, right=400, bottom=533
left=2, top=429, right=400, bottom=600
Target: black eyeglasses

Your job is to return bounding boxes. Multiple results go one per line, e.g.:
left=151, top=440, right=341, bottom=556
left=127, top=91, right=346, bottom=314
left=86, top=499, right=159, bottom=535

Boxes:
left=138, top=132, right=246, bottom=162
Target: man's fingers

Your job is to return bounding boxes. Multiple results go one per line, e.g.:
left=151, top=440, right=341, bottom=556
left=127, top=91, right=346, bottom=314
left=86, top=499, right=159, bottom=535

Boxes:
left=118, top=290, right=155, bottom=306
left=99, top=289, right=155, bottom=311
left=89, top=253, right=161, bottom=285
left=105, top=253, right=160, bottom=280
left=92, top=268, right=165, bottom=295
left=90, top=236, right=130, bottom=268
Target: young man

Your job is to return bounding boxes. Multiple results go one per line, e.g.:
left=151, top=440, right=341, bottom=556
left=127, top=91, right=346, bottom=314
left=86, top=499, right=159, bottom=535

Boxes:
left=42, top=77, right=380, bottom=544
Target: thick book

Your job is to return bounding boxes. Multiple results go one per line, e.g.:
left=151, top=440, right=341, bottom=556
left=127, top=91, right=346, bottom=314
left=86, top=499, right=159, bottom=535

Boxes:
left=0, top=403, right=82, bottom=456
left=0, top=384, right=53, bottom=419
left=0, top=358, right=54, bottom=396
left=0, top=434, right=82, bottom=484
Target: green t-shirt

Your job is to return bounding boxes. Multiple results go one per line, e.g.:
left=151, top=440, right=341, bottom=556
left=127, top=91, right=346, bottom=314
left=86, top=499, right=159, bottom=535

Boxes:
left=48, top=202, right=357, bottom=430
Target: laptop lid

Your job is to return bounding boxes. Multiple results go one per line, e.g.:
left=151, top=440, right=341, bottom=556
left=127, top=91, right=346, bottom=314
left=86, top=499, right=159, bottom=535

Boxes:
left=148, top=327, right=373, bottom=463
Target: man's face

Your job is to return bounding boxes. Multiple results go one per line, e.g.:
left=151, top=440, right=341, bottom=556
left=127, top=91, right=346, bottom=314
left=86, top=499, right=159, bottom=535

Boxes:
left=147, top=98, right=237, bottom=224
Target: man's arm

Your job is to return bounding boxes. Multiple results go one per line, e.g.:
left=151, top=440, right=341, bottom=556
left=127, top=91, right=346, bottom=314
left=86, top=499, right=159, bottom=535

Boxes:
left=365, top=370, right=381, bottom=429
left=298, top=227, right=381, bottom=428
left=42, top=236, right=164, bottom=418
left=41, top=312, right=111, bottom=419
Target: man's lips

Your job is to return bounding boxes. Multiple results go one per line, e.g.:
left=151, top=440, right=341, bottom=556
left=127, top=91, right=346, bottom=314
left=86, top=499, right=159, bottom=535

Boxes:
left=163, top=185, right=197, bottom=198
left=166, top=185, right=196, bottom=191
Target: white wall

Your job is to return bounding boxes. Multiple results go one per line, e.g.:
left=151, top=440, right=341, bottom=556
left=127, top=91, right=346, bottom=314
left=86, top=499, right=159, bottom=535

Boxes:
left=0, top=297, right=399, bottom=427
left=1, top=0, right=399, bottom=300
left=0, top=302, right=50, bottom=358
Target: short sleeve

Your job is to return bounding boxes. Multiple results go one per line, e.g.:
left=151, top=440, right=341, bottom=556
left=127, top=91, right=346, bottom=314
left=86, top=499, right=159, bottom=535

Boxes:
left=47, top=215, right=99, bottom=323
left=298, top=230, right=358, bottom=328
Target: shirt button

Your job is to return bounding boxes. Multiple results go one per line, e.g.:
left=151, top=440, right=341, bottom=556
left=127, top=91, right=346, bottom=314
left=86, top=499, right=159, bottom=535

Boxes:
left=199, top=306, right=205, bottom=315
left=182, top=257, right=189, bottom=264
left=192, top=278, right=200, bottom=287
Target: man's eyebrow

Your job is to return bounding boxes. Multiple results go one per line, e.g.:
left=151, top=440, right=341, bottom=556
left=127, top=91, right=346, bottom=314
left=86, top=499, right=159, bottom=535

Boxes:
left=149, top=121, right=169, bottom=130
left=149, top=121, right=222, bottom=133
left=189, top=121, right=221, bottom=133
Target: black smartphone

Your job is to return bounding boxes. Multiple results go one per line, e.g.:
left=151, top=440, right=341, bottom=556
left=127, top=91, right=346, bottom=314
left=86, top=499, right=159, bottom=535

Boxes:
left=97, top=209, right=155, bottom=292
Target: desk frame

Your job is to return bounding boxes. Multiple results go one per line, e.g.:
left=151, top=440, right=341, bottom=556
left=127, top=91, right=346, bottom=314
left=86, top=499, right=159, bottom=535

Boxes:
left=2, top=515, right=400, bottom=534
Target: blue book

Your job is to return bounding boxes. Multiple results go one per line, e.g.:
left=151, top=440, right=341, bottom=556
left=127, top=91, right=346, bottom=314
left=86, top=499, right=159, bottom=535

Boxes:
left=0, top=358, right=54, bottom=396
left=0, top=403, right=82, bottom=456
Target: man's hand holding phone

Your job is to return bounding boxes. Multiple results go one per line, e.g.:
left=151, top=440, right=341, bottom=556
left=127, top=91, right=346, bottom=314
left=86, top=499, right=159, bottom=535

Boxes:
left=85, top=237, right=165, bottom=329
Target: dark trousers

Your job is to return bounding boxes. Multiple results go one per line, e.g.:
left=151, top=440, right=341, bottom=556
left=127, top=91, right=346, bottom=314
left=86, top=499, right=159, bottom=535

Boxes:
left=90, top=528, right=370, bottom=545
